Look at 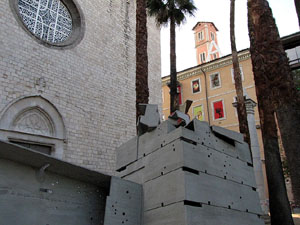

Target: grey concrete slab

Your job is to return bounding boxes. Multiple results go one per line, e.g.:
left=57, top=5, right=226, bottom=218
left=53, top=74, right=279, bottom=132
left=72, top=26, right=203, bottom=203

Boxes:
left=137, top=122, right=169, bottom=159
left=212, top=136, right=238, bottom=158
left=186, top=203, right=265, bottom=225
left=155, top=119, right=177, bottom=134
left=144, top=201, right=264, bottom=225
left=186, top=119, right=217, bottom=149
left=104, top=197, right=142, bottom=225
left=235, top=141, right=253, bottom=164
left=138, top=123, right=186, bottom=158
left=109, top=177, right=143, bottom=203
left=192, top=129, right=252, bottom=165
left=211, top=125, right=244, bottom=143
left=183, top=142, right=256, bottom=187
left=142, top=139, right=255, bottom=187
left=185, top=172, right=262, bottom=215
left=104, top=177, right=143, bottom=225
left=121, top=167, right=145, bottom=184
left=224, top=155, right=256, bottom=187
left=138, top=129, right=162, bottom=158
left=116, top=136, right=138, bottom=171
left=186, top=119, right=211, bottom=133
left=1, top=194, right=105, bottom=225
left=143, top=169, right=185, bottom=211
left=138, top=104, right=161, bottom=134
left=118, top=156, right=145, bottom=179
left=0, top=159, right=107, bottom=225
left=143, top=168, right=261, bottom=214
left=143, top=139, right=185, bottom=182
left=186, top=120, right=252, bottom=163
left=183, top=123, right=242, bottom=161
left=114, top=120, right=261, bottom=225
left=0, top=141, right=111, bottom=188
left=138, top=122, right=216, bottom=160
left=169, top=110, right=190, bottom=126
left=183, top=142, right=226, bottom=178
left=142, top=139, right=225, bottom=182
left=144, top=202, right=186, bottom=225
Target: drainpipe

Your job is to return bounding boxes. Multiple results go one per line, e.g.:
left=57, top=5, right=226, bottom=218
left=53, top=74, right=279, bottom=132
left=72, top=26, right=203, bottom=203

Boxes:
left=201, top=68, right=211, bottom=126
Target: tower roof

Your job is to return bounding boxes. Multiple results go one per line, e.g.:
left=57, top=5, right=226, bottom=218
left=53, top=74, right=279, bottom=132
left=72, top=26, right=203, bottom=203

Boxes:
left=192, top=22, right=219, bottom=31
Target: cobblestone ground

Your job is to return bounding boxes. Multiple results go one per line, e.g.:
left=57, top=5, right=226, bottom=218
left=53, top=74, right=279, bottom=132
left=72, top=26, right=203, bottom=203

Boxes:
left=294, top=214, right=300, bottom=225
left=264, top=214, right=300, bottom=225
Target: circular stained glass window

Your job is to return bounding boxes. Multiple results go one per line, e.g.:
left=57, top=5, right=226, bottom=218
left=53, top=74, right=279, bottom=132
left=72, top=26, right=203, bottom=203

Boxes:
left=18, top=0, right=73, bottom=44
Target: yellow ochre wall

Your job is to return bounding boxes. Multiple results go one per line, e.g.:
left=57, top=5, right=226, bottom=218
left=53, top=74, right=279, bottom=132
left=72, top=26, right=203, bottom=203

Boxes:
left=162, top=49, right=269, bottom=197
left=162, top=49, right=265, bottom=160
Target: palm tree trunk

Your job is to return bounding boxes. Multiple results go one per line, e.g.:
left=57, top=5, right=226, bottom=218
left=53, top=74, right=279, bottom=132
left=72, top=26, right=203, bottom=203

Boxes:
left=248, top=0, right=296, bottom=223
left=276, top=104, right=300, bottom=209
left=261, top=110, right=294, bottom=225
left=295, top=0, right=300, bottom=27
left=170, top=16, right=178, bottom=113
left=230, top=0, right=251, bottom=150
left=136, top=0, right=149, bottom=122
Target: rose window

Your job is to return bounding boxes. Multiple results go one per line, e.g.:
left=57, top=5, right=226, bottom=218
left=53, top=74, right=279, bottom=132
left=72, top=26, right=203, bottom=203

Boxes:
left=18, top=0, right=72, bottom=43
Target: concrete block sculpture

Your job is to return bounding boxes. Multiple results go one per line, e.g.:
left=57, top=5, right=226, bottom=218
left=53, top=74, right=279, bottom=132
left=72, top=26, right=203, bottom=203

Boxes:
left=116, top=119, right=265, bottom=225
left=0, top=141, right=143, bottom=225
left=104, top=177, right=143, bottom=225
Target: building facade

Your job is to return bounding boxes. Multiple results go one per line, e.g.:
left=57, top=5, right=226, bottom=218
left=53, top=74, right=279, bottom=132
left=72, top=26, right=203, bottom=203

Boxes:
left=193, top=22, right=221, bottom=65
left=162, top=23, right=262, bottom=147
left=162, top=49, right=264, bottom=151
left=0, top=0, right=162, bottom=174
left=162, top=22, right=300, bottom=208
left=162, top=22, right=268, bottom=204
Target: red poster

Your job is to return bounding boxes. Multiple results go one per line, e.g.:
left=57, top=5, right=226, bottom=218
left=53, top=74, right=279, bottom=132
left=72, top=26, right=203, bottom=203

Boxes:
left=213, top=101, right=224, bottom=119
left=192, top=80, right=200, bottom=93
left=177, top=85, right=182, bottom=105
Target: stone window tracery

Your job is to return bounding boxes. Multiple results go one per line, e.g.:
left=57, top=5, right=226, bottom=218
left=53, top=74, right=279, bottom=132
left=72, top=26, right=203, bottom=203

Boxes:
left=0, top=96, right=66, bottom=158
left=18, top=0, right=72, bottom=43
left=12, top=108, right=55, bottom=137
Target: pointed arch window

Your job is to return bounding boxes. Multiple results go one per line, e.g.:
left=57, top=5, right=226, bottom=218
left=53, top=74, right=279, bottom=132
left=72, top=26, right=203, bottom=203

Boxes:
left=0, top=96, right=66, bottom=158
left=12, top=108, right=55, bottom=137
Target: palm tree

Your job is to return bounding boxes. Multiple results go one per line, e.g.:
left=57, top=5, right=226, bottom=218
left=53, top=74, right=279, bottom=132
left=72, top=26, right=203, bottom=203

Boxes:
left=230, top=0, right=251, bottom=149
left=147, top=0, right=197, bottom=113
left=248, top=0, right=299, bottom=223
left=295, top=0, right=300, bottom=27
left=136, top=0, right=149, bottom=122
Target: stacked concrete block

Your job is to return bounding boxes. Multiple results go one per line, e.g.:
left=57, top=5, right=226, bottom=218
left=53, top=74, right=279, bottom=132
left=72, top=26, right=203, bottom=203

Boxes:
left=116, top=119, right=265, bottom=225
left=104, top=177, right=143, bottom=225
left=0, top=140, right=143, bottom=225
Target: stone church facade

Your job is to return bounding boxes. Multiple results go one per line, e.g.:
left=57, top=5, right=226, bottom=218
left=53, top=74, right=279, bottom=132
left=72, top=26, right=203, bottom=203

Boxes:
left=0, top=0, right=161, bottom=174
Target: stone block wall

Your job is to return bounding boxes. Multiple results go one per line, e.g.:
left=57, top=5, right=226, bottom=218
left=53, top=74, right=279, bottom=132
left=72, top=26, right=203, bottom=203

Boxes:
left=117, top=119, right=265, bottom=225
left=0, top=0, right=161, bottom=174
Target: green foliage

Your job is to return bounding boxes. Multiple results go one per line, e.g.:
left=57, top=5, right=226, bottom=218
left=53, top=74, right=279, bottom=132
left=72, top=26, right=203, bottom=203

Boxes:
left=292, top=68, right=300, bottom=91
left=146, top=0, right=197, bottom=26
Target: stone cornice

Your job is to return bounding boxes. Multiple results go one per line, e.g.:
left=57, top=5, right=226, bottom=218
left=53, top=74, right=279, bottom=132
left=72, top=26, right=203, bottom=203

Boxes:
left=162, top=49, right=251, bottom=86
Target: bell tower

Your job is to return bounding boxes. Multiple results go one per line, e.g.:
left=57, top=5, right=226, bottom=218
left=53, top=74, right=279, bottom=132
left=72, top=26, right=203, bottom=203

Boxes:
left=193, top=22, right=221, bottom=65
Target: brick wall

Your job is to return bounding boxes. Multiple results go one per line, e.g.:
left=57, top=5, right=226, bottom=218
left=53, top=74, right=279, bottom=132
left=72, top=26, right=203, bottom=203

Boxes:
left=0, top=0, right=161, bottom=174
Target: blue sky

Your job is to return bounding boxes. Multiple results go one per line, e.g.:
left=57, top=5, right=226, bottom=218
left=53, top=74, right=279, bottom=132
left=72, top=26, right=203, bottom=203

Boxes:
left=160, top=0, right=299, bottom=77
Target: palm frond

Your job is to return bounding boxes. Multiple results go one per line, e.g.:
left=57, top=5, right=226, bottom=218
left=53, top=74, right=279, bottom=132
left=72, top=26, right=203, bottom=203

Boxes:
left=147, top=0, right=170, bottom=26
left=146, top=0, right=197, bottom=26
left=176, top=0, right=197, bottom=16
